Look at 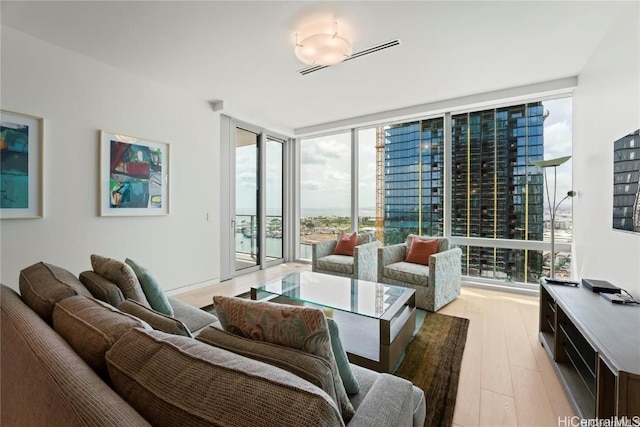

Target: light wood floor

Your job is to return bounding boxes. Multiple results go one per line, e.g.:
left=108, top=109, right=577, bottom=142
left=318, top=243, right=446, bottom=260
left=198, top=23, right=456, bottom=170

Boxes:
left=174, top=262, right=575, bottom=427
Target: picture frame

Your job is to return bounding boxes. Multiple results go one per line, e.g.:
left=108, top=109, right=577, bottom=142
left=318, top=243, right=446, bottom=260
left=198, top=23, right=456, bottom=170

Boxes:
left=0, top=110, right=43, bottom=219
left=100, top=130, right=170, bottom=216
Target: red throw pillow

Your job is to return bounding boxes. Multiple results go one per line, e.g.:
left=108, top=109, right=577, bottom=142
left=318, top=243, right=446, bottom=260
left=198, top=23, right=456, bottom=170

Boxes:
left=404, top=237, right=439, bottom=265
left=333, top=232, right=358, bottom=256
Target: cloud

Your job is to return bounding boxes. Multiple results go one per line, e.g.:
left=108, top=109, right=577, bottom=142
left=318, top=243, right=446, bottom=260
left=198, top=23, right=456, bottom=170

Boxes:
left=301, top=181, right=320, bottom=191
left=543, top=98, right=572, bottom=127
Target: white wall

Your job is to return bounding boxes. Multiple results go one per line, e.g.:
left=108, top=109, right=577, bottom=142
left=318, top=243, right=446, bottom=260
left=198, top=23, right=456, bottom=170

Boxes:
left=0, top=27, right=221, bottom=292
left=573, top=2, right=640, bottom=298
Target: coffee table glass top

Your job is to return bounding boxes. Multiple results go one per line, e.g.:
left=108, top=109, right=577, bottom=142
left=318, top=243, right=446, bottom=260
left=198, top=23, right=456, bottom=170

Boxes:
left=252, top=271, right=410, bottom=319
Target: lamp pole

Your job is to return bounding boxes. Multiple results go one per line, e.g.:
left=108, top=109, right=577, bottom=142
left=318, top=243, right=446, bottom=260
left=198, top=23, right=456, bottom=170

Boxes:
left=531, top=156, right=572, bottom=279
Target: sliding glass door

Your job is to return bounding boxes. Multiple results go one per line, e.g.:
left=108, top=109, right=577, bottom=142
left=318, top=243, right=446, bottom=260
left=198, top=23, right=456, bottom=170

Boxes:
left=220, top=117, right=288, bottom=280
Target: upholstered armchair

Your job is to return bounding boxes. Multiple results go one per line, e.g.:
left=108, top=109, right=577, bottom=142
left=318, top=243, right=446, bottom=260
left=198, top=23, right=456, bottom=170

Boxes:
left=312, top=233, right=381, bottom=282
left=377, top=235, right=462, bottom=312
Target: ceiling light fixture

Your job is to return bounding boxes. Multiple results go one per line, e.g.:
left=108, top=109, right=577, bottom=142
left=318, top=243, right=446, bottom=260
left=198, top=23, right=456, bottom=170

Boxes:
left=295, top=21, right=352, bottom=66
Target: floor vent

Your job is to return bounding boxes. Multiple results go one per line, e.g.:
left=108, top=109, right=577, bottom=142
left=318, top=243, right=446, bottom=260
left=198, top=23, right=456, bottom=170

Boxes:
left=299, top=39, right=401, bottom=76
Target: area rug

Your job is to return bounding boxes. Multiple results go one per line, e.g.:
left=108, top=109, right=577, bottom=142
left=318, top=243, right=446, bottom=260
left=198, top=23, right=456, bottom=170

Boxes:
left=394, top=312, right=470, bottom=427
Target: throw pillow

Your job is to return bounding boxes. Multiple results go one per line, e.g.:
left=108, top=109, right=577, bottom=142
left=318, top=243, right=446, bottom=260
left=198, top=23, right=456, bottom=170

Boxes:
left=212, top=296, right=355, bottom=421
left=326, top=317, right=359, bottom=394
left=405, top=237, right=439, bottom=266
left=119, top=299, right=191, bottom=337
left=333, top=232, right=357, bottom=256
left=79, top=270, right=126, bottom=306
left=52, top=295, right=151, bottom=378
left=91, top=254, right=150, bottom=307
left=124, top=258, right=174, bottom=316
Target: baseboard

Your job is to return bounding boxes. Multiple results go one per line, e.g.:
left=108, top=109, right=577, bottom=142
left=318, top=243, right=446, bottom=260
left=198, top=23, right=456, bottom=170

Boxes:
left=165, top=278, right=221, bottom=296
left=462, top=280, right=539, bottom=296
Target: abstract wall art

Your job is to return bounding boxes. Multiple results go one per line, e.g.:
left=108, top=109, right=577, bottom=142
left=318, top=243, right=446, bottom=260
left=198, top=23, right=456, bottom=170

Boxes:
left=0, top=110, right=43, bottom=219
left=100, top=131, right=170, bottom=216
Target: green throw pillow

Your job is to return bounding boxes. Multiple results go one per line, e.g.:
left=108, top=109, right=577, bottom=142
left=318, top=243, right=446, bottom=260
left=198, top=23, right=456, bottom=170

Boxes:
left=326, top=317, right=360, bottom=394
left=124, top=258, right=174, bottom=316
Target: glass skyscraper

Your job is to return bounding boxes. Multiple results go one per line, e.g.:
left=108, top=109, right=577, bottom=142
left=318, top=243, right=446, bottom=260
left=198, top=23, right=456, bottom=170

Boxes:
left=383, top=118, right=444, bottom=244
left=382, top=102, right=545, bottom=282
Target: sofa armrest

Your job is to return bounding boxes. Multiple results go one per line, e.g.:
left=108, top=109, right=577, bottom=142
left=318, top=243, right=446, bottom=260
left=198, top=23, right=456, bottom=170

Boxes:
left=348, top=373, right=414, bottom=427
left=429, top=247, right=462, bottom=283
left=429, top=247, right=462, bottom=308
left=354, top=240, right=381, bottom=282
left=312, top=239, right=337, bottom=270
left=1, top=285, right=151, bottom=426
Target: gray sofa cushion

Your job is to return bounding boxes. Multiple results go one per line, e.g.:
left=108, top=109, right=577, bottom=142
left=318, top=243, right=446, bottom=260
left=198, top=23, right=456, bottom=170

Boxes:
left=19, top=262, right=92, bottom=324
left=52, top=295, right=151, bottom=378
left=119, top=299, right=192, bottom=337
left=349, top=364, right=425, bottom=427
left=317, top=254, right=354, bottom=275
left=106, top=328, right=344, bottom=427
left=168, top=296, right=218, bottom=333
left=383, top=262, right=429, bottom=286
left=195, top=325, right=338, bottom=404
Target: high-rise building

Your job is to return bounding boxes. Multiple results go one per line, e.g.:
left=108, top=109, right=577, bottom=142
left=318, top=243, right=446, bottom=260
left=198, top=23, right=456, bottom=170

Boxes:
left=383, top=118, right=444, bottom=244
left=451, top=103, right=544, bottom=282
left=382, top=103, right=545, bottom=282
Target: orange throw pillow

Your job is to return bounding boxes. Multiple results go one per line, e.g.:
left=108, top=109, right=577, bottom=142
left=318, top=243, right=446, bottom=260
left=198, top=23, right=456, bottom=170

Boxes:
left=404, top=237, right=439, bottom=265
left=333, top=232, right=357, bottom=256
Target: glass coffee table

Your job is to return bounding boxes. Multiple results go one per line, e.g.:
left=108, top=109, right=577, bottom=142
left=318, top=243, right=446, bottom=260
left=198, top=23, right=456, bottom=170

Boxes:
left=251, top=271, right=416, bottom=373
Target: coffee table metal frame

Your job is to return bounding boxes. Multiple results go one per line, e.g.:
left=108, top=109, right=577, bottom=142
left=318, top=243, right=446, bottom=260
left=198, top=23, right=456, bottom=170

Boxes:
left=250, top=271, right=416, bottom=373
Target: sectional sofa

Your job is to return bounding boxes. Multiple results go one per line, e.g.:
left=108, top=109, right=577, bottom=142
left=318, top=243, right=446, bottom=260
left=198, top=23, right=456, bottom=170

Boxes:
left=1, top=261, right=426, bottom=426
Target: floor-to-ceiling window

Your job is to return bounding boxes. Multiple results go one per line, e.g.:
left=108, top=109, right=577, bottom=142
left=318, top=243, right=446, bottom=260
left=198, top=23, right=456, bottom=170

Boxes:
left=357, top=128, right=378, bottom=238
left=296, top=96, right=572, bottom=285
left=299, top=131, right=351, bottom=259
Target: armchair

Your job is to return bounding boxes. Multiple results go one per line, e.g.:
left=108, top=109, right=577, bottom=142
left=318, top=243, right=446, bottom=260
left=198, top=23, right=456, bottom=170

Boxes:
left=377, top=235, right=462, bottom=312
left=312, top=233, right=381, bottom=282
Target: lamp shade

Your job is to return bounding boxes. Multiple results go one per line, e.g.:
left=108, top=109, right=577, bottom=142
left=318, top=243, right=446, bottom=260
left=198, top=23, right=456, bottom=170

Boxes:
left=530, top=155, right=571, bottom=168
left=295, top=21, right=352, bottom=66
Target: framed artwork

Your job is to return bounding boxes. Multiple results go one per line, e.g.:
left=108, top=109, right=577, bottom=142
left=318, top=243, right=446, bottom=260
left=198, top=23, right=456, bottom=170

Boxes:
left=100, top=131, right=170, bottom=216
left=612, top=129, right=640, bottom=233
left=0, top=110, right=43, bottom=219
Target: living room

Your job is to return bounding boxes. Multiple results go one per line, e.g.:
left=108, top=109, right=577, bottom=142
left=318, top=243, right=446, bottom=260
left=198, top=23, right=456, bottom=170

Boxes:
left=1, top=1, right=639, bottom=426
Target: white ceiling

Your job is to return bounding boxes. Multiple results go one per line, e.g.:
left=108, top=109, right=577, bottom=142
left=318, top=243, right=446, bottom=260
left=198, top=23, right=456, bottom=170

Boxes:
left=0, top=1, right=630, bottom=135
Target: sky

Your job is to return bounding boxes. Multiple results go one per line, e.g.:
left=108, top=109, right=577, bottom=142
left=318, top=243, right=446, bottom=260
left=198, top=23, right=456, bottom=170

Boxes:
left=237, top=97, right=573, bottom=215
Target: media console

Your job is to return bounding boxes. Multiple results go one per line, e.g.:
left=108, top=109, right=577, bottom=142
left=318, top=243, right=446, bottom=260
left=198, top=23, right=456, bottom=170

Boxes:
left=539, top=279, right=640, bottom=418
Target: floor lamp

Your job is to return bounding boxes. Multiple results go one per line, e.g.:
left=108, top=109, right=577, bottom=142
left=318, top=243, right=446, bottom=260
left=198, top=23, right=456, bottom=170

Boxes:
left=531, top=155, right=574, bottom=278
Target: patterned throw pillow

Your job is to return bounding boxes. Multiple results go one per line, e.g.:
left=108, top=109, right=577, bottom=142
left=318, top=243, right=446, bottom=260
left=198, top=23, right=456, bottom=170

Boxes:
left=404, top=237, right=439, bottom=265
left=333, top=232, right=357, bottom=256
left=91, top=254, right=150, bottom=307
left=212, top=296, right=355, bottom=421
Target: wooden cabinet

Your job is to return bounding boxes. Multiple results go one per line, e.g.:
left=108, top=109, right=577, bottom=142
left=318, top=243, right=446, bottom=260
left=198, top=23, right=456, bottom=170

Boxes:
left=539, top=281, right=640, bottom=418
